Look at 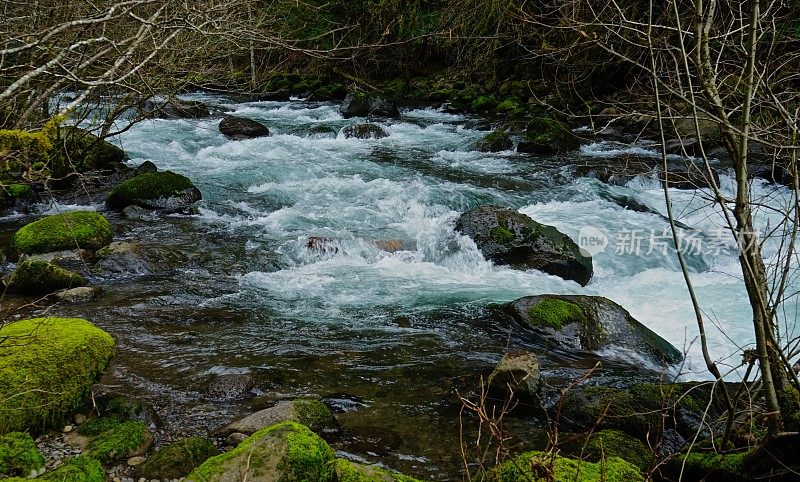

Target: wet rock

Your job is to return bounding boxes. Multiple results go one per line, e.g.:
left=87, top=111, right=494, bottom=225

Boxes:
left=134, top=160, right=158, bottom=174
left=455, top=205, right=593, bottom=286
left=52, top=286, right=103, bottom=303
left=122, top=205, right=158, bottom=220
left=218, top=115, right=270, bottom=140
left=341, top=123, right=388, bottom=139
left=475, top=130, right=513, bottom=152
left=95, top=393, right=161, bottom=428
left=214, top=399, right=338, bottom=437
left=374, top=239, right=413, bottom=252
left=517, top=117, right=582, bottom=155
left=93, top=241, right=187, bottom=276
left=339, top=93, right=399, bottom=118
left=204, top=373, right=255, bottom=401
left=487, top=352, right=541, bottom=400
left=307, top=236, right=338, bottom=253
left=186, top=422, right=335, bottom=481
left=664, top=137, right=704, bottom=156
left=4, top=258, right=86, bottom=295
left=11, top=211, right=113, bottom=255
left=22, top=248, right=94, bottom=273
left=106, top=171, right=202, bottom=211
left=136, top=437, right=216, bottom=480
left=660, top=166, right=720, bottom=190
left=502, top=294, right=682, bottom=364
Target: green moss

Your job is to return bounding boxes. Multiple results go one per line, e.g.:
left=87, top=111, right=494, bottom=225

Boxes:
left=476, top=130, right=513, bottom=152
left=85, top=420, right=150, bottom=463
left=334, top=459, right=422, bottom=482
left=7, top=184, right=34, bottom=199
left=677, top=451, right=748, bottom=481
left=5, top=258, right=86, bottom=295
left=0, top=318, right=115, bottom=434
left=57, top=127, right=126, bottom=174
left=136, top=437, right=216, bottom=479
left=106, top=171, right=196, bottom=209
left=522, top=117, right=580, bottom=154
left=777, top=386, right=800, bottom=430
left=527, top=299, right=583, bottom=330
left=491, top=226, right=515, bottom=244
left=0, top=432, right=45, bottom=477
left=294, top=399, right=336, bottom=432
left=39, top=456, right=104, bottom=482
left=488, top=451, right=642, bottom=481
left=187, top=421, right=335, bottom=482
left=583, top=430, right=650, bottom=472
left=11, top=211, right=112, bottom=255
left=471, top=95, right=498, bottom=112
left=77, top=417, right=122, bottom=437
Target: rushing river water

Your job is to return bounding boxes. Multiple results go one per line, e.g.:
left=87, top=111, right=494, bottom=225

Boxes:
left=3, top=95, right=798, bottom=479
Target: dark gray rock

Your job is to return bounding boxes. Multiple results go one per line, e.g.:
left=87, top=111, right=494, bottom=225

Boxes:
left=218, top=115, right=270, bottom=140
left=214, top=399, right=338, bottom=437
left=93, top=241, right=187, bottom=276
left=142, top=97, right=210, bottom=119
left=475, top=131, right=513, bottom=152
left=339, top=93, right=399, bottom=118
left=456, top=205, right=593, bottom=286
left=341, top=123, right=388, bottom=139
left=204, top=373, right=255, bottom=401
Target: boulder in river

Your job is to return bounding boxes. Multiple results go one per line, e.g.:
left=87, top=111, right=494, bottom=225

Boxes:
left=0, top=318, right=115, bottom=433
left=93, top=241, right=187, bottom=276
left=218, top=115, right=270, bottom=140
left=11, top=211, right=112, bottom=255
left=4, top=258, right=86, bottom=295
left=215, top=399, right=338, bottom=438
left=475, top=130, right=513, bottom=152
left=517, top=117, right=582, bottom=155
left=487, top=351, right=541, bottom=401
left=204, top=373, right=255, bottom=401
left=141, top=97, right=210, bottom=119
left=455, top=205, right=593, bottom=286
left=339, top=93, right=399, bottom=118
left=106, top=171, right=201, bottom=211
left=52, top=285, right=103, bottom=303
left=501, top=294, right=683, bottom=364
left=186, top=421, right=335, bottom=482
left=341, top=123, right=388, bottom=139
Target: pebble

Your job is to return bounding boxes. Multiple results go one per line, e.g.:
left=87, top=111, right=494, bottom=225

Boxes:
left=62, top=425, right=73, bottom=433
left=128, top=456, right=146, bottom=466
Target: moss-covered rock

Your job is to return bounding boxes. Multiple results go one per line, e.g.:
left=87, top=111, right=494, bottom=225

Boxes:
left=136, top=437, right=217, bottom=479
left=559, top=383, right=703, bottom=442
left=0, top=183, right=36, bottom=209
left=136, top=437, right=216, bottom=479
left=487, top=352, right=541, bottom=401
left=214, top=398, right=338, bottom=438
left=582, top=430, right=651, bottom=472
left=486, top=451, right=642, bottom=481
left=94, top=393, right=160, bottom=428
left=187, top=421, right=335, bottom=482
left=0, top=318, right=115, bottom=434
left=10, top=211, right=112, bottom=255
left=39, top=456, right=104, bottom=482
left=341, top=123, right=388, bottom=139
left=334, top=459, right=421, bottom=481
left=4, top=258, right=86, bottom=295
left=56, top=127, right=127, bottom=174
left=504, top=295, right=682, bottom=364
left=475, top=130, right=513, bottom=152
left=517, top=117, right=581, bottom=155
left=673, top=451, right=749, bottom=482
left=84, top=420, right=152, bottom=463
left=106, top=171, right=201, bottom=210
left=0, top=432, right=45, bottom=477
left=455, top=205, right=593, bottom=286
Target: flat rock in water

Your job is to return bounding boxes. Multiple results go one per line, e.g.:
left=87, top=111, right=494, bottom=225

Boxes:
left=204, top=373, right=255, bottom=401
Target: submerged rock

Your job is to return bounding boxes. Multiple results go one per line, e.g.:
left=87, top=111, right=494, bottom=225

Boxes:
left=186, top=421, right=335, bottom=482
left=215, top=399, right=338, bottom=437
left=93, top=241, right=187, bottom=276
left=136, top=437, right=216, bottom=480
left=341, top=123, right=388, bottom=139
left=218, top=115, right=270, bottom=140
left=11, top=211, right=112, bottom=255
left=660, top=167, right=720, bottom=190
left=502, top=294, right=682, bottom=364
left=4, top=258, right=86, bottom=295
left=456, top=205, right=593, bottom=286
left=204, top=373, right=255, bottom=401
left=0, top=318, right=115, bottom=433
left=106, top=171, right=201, bottom=211
left=475, top=130, right=513, bottom=152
